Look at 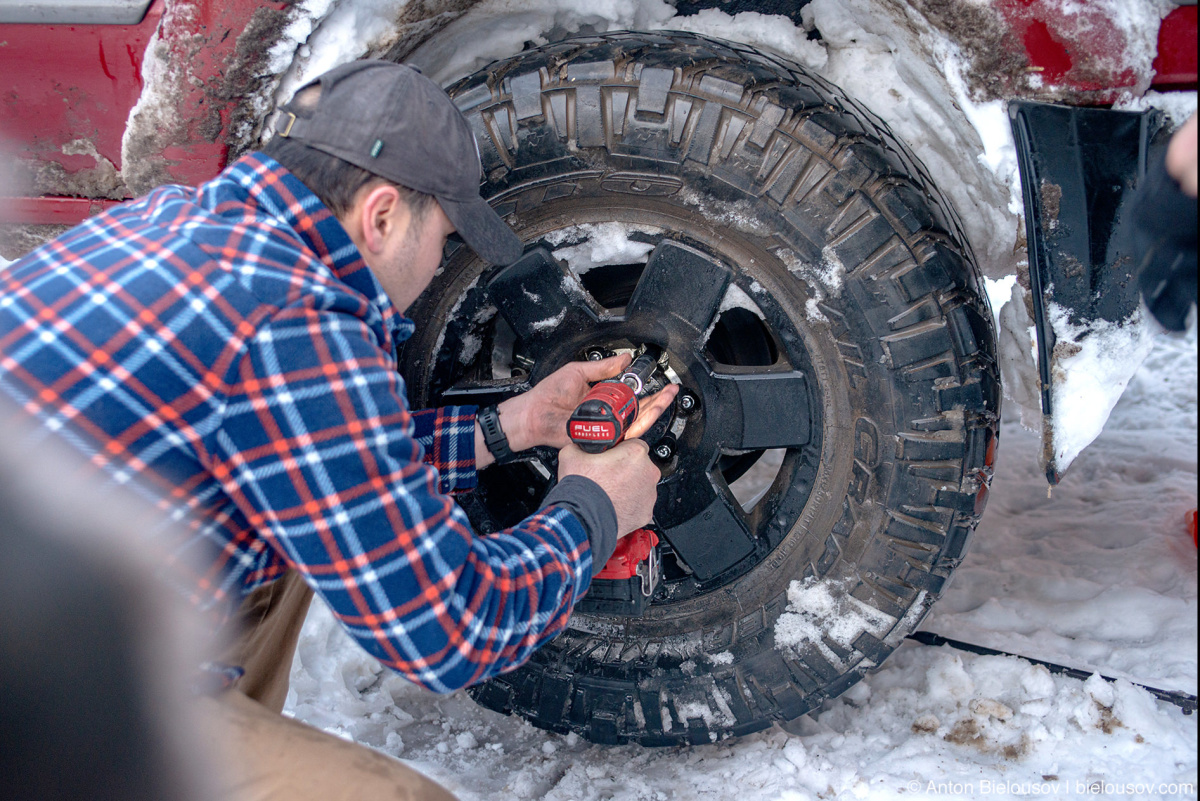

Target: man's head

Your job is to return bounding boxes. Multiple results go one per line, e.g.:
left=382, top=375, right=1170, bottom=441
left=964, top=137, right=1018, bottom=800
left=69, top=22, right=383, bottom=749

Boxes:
left=262, top=61, right=523, bottom=309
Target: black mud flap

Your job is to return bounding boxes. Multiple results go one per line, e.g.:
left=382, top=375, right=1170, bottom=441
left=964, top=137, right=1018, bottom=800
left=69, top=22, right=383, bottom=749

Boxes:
left=1008, top=101, right=1170, bottom=484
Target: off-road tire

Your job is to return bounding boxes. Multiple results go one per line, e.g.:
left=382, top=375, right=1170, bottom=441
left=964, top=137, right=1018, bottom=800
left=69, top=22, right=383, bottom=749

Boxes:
left=398, top=31, right=1000, bottom=745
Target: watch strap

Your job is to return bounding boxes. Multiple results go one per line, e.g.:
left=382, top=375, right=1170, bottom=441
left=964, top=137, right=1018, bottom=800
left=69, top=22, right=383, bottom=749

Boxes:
left=478, top=405, right=516, bottom=464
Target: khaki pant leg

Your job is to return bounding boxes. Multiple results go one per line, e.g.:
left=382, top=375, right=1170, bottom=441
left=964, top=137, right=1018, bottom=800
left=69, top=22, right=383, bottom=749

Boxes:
left=219, top=571, right=315, bottom=713
left=204, top=572, right=456, bottom=801
left=196, top=691, right=456, bottom=801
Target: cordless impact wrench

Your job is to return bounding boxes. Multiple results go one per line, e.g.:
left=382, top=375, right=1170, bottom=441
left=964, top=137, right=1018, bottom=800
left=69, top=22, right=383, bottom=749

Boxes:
left=566, top=346, right=664, bottom=453
left=566, top=346, right=667, bottom=609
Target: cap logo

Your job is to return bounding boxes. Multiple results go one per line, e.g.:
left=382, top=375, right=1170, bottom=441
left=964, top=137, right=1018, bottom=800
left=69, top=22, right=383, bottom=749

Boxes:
left=370, top=139, right=384, bottom=158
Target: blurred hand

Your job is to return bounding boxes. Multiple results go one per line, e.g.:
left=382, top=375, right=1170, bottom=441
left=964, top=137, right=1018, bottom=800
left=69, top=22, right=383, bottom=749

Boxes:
left=1166, top=113, right=1197, bottom=198
left=558, top=440, right=660, bottom=538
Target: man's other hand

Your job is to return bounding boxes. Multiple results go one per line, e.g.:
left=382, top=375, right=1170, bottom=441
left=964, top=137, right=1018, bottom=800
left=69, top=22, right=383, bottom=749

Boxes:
left=558, top=440, right=660, bottom=538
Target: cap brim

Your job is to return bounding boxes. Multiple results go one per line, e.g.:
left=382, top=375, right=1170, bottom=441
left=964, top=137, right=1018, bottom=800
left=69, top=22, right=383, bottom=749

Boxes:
left=439, top=195, right=523, bottom=266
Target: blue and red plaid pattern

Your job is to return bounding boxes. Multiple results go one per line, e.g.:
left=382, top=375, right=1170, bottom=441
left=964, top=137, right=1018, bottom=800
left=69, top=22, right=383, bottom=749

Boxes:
left=0, top=153, right=595, bottom=692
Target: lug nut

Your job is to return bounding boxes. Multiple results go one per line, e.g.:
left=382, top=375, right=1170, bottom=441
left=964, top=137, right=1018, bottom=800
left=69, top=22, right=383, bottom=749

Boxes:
left=651, top=435, right=677, bottom=463
left=678, top=391, right=700, bottom=415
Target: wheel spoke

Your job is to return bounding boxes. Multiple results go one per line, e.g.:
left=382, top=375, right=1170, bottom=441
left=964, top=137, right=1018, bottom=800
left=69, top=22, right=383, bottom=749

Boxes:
left=439, top=377, right=531, bottom=408
left=709, top=367, right=812, bottom=450
left=655, top=469, right=756, bottom=582
left=626, top=241, right=732, bottom=337
left=487, top=246, right=597, bottom=345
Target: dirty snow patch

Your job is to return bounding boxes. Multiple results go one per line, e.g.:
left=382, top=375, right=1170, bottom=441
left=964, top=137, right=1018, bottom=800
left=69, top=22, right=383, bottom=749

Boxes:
left=817, top=246, right=846, bottom=294
left=677, top=187, right=773, bottom=238
left=272, top=0, right=413, bottom=105
left=654, top=8, right=827, bottom=70
left=778, top=247, right=844, bottom=322
left=1045, top=303, right=1156, bottom=473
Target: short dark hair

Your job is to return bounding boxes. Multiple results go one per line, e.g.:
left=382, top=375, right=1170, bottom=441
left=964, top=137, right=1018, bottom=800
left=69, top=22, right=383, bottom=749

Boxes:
left=262, top=86, right=435, bottom=220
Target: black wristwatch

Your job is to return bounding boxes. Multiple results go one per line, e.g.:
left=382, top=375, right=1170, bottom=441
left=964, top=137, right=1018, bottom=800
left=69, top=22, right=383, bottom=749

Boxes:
left=478, top=405, right=517, bottom=464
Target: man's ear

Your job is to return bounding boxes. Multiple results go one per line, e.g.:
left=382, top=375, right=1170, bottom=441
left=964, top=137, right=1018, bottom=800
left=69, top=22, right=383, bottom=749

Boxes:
left=355, top=183, right=408, bottom=255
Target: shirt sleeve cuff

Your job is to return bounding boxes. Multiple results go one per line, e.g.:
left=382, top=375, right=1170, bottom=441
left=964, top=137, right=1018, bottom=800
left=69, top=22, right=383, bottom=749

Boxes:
left=411, top=405, right=479, bottom=494
left=540, top=475, right=618, bottom=568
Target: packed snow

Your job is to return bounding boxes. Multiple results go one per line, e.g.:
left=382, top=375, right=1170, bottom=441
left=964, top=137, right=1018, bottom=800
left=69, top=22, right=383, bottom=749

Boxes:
left=774, top=577, right=902, bottom=668
left=546, top=222, right=661, bottom=276
left=284, top=325, right=1197, bottom=799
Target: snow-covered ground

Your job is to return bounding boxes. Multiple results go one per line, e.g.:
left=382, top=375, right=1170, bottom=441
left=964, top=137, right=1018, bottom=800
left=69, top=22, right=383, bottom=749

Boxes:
left=284, top=325, right=1197, bottom=799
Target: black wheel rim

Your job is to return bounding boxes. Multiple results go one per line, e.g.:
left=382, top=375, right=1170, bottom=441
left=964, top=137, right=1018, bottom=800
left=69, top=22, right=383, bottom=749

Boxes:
left=404, top=202, right=826, bottom=608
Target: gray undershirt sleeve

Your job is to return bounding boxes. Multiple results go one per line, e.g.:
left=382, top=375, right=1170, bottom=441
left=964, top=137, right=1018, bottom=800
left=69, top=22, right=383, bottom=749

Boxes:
left=539, top=475, right=619, bottom=569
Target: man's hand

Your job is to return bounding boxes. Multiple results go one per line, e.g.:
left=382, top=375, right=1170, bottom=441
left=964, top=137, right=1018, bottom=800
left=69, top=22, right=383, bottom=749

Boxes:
left=558, top=440, right=661, bottom=538
left=476, top=355, right=679, bottom=468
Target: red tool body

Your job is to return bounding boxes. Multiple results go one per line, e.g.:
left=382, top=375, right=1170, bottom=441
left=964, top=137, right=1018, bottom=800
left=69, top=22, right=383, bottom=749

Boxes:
left=587, top=529, right=662, bottom=612
left=568, top=381, right=639, bottom=452
left=595, top=529, right=659, bottom=580
left=567, top=348, right=662, bottom=454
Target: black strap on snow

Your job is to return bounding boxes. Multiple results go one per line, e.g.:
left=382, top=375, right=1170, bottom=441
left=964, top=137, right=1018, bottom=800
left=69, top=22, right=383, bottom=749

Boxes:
left=907, top=631, right=1197, bottom=716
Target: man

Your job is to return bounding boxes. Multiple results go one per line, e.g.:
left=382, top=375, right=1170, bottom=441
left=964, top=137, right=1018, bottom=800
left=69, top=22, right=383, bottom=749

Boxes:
left=0, top=60, right=674, bottom=799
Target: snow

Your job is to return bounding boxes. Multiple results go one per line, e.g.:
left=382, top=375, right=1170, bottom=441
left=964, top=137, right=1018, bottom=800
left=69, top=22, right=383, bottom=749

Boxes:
left=776, top=247, right=845, bottom=323
left=284, top=326, right=1197, bottom=799
left=801, top=0, right=1022, bottom=280
left=546, top=222, right=660, bottom=276
left=652, top=7, right=828, bottom=71
left=271, top=0, right=408, bottom=107
left=529, top=309, right=568, bottom=332
left=774, top=577, right=901, bottom=669
left=1115, top=90, right=1200, bottom=126
left=1044, top=305, right=1157, bottom=473
left=983, top=274, right=1019, bottom=335
left=699, top=281, right=766, bottom=349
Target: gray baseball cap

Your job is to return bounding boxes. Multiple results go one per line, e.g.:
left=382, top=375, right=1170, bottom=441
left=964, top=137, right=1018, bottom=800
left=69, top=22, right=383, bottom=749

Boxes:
left=272, top=60, right=522, bottom=266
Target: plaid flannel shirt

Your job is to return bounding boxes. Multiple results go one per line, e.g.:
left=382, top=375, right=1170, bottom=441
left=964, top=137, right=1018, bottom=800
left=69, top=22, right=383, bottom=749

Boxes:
left=0, top=153, right=596, bottom=692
